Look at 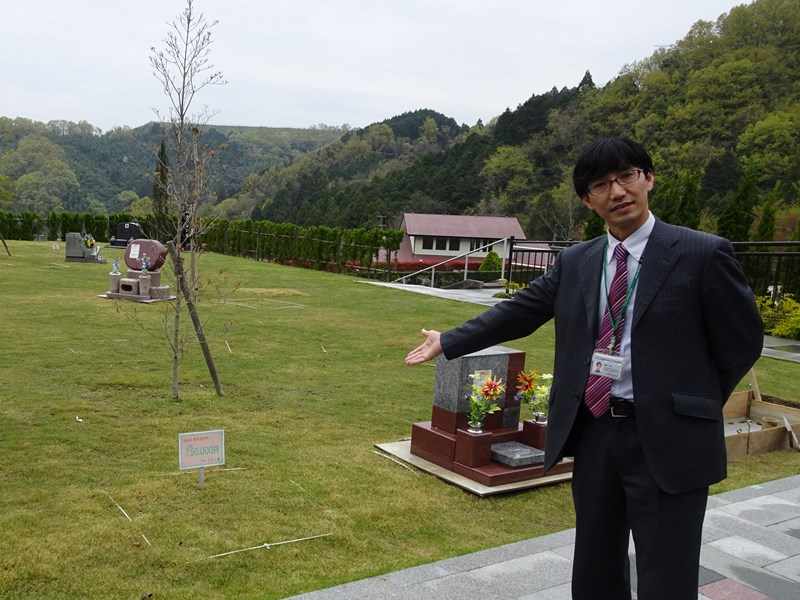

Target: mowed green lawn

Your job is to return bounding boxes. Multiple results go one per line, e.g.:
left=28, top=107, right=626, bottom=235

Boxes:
left=1, top=241, right=798, bottom=600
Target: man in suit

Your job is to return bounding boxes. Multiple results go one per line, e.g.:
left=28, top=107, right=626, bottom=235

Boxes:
left=405, top=136, right=763, bottom=600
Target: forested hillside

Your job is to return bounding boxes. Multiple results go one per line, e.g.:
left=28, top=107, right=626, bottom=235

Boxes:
left=2, top=0, right=799, bottom=243
left=0, top=119, right=342, bottom=215
left=240, top=0, right=800, bottom=241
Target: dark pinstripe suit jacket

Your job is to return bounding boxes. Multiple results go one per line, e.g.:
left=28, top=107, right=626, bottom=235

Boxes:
left=441, top=219, right=763, bottom=494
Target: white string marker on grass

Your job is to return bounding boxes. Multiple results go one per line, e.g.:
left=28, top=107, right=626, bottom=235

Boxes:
left=200, top=533, right=331, bottom=561
left=371, top=450, right=420, bottom=476
left=103, top=490, right=132, bottom=522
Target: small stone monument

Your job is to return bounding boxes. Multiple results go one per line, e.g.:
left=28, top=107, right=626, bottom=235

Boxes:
left=104, top=239, right=172, bottom=302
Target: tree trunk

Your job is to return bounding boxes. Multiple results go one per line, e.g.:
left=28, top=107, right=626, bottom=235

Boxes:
left=0, top=231, right=10, bottom=256
left=172, top=296, right=181, bottom=400
left=166, top=241, right=224, bottom=397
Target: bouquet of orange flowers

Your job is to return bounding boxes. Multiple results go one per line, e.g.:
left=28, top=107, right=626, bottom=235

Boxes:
left=515, top=370, right=552, bottom=420
left=467, top=371, right=505, bottom=428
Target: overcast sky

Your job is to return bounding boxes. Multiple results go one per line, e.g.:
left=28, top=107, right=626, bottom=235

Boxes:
left=1, top=0, right=745, bottom=132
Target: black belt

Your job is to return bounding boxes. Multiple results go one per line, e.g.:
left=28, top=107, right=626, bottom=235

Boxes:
left=609, top=397, right=635, bottom=418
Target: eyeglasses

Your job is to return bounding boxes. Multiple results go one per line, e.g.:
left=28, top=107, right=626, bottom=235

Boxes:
left=586, top=169, right=644, bottom=196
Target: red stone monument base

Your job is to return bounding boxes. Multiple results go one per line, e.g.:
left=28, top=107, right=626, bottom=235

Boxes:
left=521, top=419, right=547, bottom=450
left=452, top=456, right=573, bottom=488
left=410, top=420, right=572, bottom=487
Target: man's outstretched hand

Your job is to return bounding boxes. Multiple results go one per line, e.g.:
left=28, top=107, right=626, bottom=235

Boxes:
left=405, top=329, right=443, bottom=365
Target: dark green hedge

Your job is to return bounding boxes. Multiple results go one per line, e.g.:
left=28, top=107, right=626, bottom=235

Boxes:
left=0, top=210, right=404, bottom=278
left=198, top=218, right=403, bottom=274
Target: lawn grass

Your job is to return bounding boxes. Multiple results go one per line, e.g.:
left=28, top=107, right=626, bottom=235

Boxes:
left=1, top=241, right=798, bottom=599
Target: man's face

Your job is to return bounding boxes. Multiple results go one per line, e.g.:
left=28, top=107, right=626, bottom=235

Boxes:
left=581, top=167, right=654, bottom=240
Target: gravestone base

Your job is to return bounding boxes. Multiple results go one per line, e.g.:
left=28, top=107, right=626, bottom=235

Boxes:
left=411, top=421, right=571, bottom=487
left=66, top=255, right=107, bottom=264
left=126, top=269, right=161, bottom=287
left=104, top=269, right=173, bottom=302
left=455, top=429, right=493, bottom=468
left=119, top=277, right=139, bottom=295
left=150, top=285, right=171, bottom=300
left=521, top=419, right=547, bottom=449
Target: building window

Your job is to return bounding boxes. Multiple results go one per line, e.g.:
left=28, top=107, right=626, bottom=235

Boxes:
left=435, top=237, right=447, bottom=250
left=422, top=236, right=434, bottom=250
left=470, top=238, right=494, bottom=252
left=449, top=238, right=461, bottom=251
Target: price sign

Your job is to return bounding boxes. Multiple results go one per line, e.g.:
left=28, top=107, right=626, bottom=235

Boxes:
left=179, top=429, right=225, bottom=470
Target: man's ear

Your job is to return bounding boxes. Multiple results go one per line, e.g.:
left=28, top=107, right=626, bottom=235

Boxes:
left=645, top=171, right=655, bottom=192
left=581, top=195, right=593, bottom=210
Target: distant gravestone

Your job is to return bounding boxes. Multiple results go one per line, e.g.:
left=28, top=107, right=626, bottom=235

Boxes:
left=104, top=238, right=172, bottom=302
left=65, top=232, right=105, bottom=264
left=65, top=233, right=84, bottom=259
left=109, top=222, right=145, bottom=247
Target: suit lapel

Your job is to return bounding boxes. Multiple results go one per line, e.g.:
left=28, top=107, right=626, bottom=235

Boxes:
left=578, top=237, right=606, bottom=336
left=632, top=220, right=680, bottom=332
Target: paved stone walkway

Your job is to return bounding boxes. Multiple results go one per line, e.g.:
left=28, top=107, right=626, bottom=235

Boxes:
left=287, top=475, right=800, bottom=599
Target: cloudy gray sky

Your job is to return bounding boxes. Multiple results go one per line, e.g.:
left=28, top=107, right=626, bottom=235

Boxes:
left=1, top=0, right=744, bottom=132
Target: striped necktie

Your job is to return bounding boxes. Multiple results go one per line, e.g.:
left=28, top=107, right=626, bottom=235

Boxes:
left=584, top=243, right=629, bottom=418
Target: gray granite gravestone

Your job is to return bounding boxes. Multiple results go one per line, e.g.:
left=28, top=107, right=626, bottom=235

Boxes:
left=65, top=232, right=105, bottom=263
left=433, top=346, right=522, bottom=428
left=65, top=232, right=84, bottom=259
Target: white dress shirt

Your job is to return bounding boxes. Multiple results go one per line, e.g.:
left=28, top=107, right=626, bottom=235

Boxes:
left=598, top=211, right=655, bottom=401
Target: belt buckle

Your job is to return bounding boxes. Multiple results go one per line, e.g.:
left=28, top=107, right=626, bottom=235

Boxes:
left=610, top=403, right=626, bottom=418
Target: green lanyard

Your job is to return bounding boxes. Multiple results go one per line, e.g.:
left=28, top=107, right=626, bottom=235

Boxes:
left=603, top=240, right=642, bottom=353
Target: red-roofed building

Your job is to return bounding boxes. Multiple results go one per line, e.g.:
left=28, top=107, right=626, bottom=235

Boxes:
left=397, top=213, right=527, bottom=263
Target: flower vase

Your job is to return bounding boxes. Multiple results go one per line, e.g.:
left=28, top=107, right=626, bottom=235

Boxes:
left=522, top=418, right=547, bottom=450
left=139, top=273, right=151, bottom=297
left=456, top=427, right=492, bottom=467
left=467, top=422, right=483, bottom=434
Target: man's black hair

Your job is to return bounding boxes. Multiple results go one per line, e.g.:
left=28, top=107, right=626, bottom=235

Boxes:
left=572, top=136, right=654, bottom=197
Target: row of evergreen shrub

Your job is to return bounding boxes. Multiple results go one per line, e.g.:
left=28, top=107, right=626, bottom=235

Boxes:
left=0, top=210, right=158, bottom=243
left=198, top=218, right=404, bottom=274
left=0, top=210, right=405, bottom=277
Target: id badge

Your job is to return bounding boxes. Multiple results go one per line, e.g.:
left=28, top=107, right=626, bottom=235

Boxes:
left=590, top=351, right=624, bottom=381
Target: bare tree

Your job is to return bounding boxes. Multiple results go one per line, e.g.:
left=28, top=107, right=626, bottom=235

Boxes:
left=149, top=0, right=228, bottom=398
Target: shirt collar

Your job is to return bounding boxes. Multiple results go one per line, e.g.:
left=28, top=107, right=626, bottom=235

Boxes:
left=605, top=211, right=655, bottom=264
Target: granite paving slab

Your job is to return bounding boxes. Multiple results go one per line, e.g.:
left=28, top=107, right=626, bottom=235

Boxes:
left=708, top=535, right=788, bottom=567
left=698, top=578, right=774, bottom=600
left=764, top=553, right=800, bottom=584
left=286, top=476, right=800, bottom=600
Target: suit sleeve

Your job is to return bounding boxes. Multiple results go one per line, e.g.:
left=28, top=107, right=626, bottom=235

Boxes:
left=441, top=254, right=561, bottom=360
left=702, top=238, right=764, bottom=402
